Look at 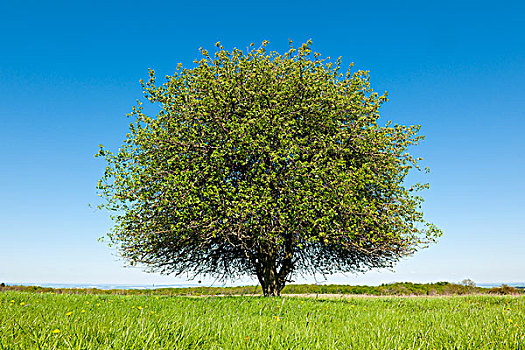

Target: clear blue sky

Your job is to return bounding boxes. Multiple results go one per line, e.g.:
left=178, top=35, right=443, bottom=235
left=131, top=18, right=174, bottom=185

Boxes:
left=1, top=0, right=524, bottom=287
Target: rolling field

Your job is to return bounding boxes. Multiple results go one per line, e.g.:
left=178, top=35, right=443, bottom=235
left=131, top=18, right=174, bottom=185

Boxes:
left=1, top=291, right=523, bottom=349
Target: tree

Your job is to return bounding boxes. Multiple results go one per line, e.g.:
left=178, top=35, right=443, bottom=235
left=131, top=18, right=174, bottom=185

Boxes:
left=97, top=40, right=441, bottom=296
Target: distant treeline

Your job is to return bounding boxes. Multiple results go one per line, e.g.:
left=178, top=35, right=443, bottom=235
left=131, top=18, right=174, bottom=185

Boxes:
left=0, top=281, right=522, bottom=296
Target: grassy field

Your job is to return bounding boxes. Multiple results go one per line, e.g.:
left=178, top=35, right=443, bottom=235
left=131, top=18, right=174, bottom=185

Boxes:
left=1, top=291, right=524, bottom=349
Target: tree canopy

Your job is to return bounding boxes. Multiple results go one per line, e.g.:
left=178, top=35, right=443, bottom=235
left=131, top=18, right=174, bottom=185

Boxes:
left=97, top=40, right=441, bottom=296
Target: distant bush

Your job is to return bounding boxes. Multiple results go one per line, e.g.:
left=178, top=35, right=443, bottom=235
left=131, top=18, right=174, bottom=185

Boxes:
left=488, top=284, right=520, bottom=295
left=1, top=282, right=522, bottom=296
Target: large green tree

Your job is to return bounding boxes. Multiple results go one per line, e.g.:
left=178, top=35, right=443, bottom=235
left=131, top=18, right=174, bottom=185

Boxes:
left=97, top=41, right=441, bottom=296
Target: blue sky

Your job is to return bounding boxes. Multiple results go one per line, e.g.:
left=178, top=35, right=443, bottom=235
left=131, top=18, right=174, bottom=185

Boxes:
left=1, top=0, right=524, bottom=287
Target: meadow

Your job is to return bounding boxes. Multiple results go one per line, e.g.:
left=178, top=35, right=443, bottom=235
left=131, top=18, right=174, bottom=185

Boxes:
left=1, top=291, right=524, bottom=349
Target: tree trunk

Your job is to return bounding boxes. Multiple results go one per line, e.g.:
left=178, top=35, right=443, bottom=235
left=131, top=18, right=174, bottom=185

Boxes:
left=260, top=277, right=281, bottom=296
left=257, top=270, right=283, bottom=296
left=255, top=254, right=293, bottom=297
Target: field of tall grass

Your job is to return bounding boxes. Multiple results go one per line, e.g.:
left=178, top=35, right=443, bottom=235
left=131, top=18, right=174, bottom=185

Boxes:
left=1, top=291, right=523, bottom=349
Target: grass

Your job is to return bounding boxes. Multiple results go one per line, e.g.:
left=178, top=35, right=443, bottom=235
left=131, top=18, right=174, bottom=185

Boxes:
left=1, top=291, right=524, bottom=349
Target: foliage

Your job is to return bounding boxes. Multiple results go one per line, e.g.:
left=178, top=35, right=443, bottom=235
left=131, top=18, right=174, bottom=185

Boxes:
left=1, top=292, right=524, bottom=349
left=488, top=284, right=520, bottom=295
left=97, top=40, right=441, bottom=296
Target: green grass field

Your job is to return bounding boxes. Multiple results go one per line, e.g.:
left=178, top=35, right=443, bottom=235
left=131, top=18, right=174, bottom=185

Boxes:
left=1, top=291, right=523, bottom=349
